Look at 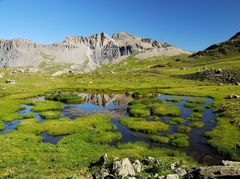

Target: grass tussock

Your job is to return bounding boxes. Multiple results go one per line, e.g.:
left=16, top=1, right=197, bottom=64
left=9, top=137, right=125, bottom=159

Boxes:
left=46, top=91, right=83, bottom=103
left=121, top=117, right=169, bottom=134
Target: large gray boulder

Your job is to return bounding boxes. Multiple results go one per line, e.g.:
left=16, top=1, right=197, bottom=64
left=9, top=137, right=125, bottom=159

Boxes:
left=112, top=158, right=136, bottom=177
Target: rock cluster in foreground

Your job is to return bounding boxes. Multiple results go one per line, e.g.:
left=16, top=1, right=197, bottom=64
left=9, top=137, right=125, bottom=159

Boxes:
left=89, top=154, right=240, bottom=179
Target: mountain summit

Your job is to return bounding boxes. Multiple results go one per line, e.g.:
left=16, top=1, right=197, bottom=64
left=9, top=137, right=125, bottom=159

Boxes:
left=0, top=32, right=189, bottom=72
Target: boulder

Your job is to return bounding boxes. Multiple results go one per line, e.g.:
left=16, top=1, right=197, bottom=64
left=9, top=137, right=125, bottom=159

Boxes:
left=112, top=158, right=136, bottom=177
left=5, top=79, right=16, bottom=84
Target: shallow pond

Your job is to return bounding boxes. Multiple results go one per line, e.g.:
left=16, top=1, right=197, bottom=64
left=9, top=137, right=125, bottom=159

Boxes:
left=0, top=93, right=227, bottom=165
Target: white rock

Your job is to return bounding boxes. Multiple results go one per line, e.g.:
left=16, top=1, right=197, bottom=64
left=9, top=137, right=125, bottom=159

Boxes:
left=132, top=160, right=142, bottom=173
left=113, top=158, right=136, bottom=177
left=166, top=174, right=179, bottom=179
left=175, top=168, right=187, bottom=176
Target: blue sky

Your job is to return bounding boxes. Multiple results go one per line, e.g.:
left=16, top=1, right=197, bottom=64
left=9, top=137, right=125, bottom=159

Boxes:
left=0, top=0, right=239, bottom=51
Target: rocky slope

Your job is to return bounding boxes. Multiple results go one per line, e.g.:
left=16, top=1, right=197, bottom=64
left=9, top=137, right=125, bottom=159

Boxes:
left=0, top=32, right=190, bottom=72
left=191, top=32, right=240, bottom=58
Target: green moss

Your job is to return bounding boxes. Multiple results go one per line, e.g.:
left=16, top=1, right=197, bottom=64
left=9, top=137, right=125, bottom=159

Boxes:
left=22, top=113, right=35, bottom=119
left=151, top=103, right=181, bottom=117
left=0, top=122, right=4, bottom=130
left=192, top=107, right=206, bottom=112
left=165, top=98, right=183, bottom=102
left=178, top=126, right=192, bottom=133
left=151, top=135, right=170, bottom=144
left=171, top=137, right=189, bottom=148
left=171, top=117, right=186, bottom=124
left=205, top=117, right=240, bottom=160
left=128, top=103, right=150, bottom=117
left=46, top=92, right=83, bottom=103
left=121, top=117, right=169, bottom=134
left=187, top=112, right=203, bottom=121
left=184, top=102, right=199, bottom=108
left=39, top=111, right=61, bottom=119
left=189, top=121, right=204, bottom=128
left=168, top=133, right=189, bottom=140
left=187, top=99, right=206, bottom=104
left=32, top=100, right=62, bottom=112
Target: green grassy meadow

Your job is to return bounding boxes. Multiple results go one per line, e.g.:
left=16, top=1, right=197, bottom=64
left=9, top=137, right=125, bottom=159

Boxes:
left=0, top=54, right=239, bottom=177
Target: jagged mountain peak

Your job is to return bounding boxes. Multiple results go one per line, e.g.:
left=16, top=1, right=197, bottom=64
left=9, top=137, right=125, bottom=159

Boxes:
left=0, top=32, right=190, bottom=72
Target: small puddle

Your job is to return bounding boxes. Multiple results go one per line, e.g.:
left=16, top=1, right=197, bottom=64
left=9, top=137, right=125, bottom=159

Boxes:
left=0, top=120, right=20, bottom=134
left=41, top=133, right=65, bottom=144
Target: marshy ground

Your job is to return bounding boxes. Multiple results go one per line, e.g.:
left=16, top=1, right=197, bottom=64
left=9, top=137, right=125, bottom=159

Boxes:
left=0, top=54, right=239, bottom=178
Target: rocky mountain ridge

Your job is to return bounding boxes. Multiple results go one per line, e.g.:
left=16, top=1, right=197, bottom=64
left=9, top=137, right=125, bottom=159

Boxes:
left=0, top=32, right=190, bottom=72
left=191, top=32, right=240, bottom=58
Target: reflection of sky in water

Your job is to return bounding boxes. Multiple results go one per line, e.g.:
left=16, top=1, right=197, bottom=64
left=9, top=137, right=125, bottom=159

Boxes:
left=66, top=102, right=120, bottom=111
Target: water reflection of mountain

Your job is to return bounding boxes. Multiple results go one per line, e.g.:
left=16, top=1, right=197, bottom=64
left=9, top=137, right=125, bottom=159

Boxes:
left=79, top=93, right=133, bottom=107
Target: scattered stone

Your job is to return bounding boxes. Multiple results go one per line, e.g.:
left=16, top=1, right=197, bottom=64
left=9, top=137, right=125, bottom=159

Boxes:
left=228, top=94, right=240, bottom=99
left=180, top=67, right=187, bottom=70
left=175, top=168, right=187, bottom=176
left=19, top=69, right=24, bottom=73
left=132, top=160, right=142, bottom=173
left=182, top=69, right=239, bottom=85
left=112, top=158, right=136, bottom=177
left=199, top=165, right=240, bottom=178
left=10, top=70, right=17, bottom=74
left=215, top=69, right=222, bottom=74
left=171, top=162, right=180, bottom=170
left=5, top=79, right=16, bottom=84
left=175, top=58, right=181, bottom=62
left=0, top=74, right=3, bottom=78
left=166, top=174, right=179, bottom=179
left=236, top=82, right=240, bottom=86
left=146, top=156, right=155, bottom=164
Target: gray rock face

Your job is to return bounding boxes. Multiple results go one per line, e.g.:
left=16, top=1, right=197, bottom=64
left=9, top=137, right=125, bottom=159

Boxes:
left=0, top=32, right=189, bottom=72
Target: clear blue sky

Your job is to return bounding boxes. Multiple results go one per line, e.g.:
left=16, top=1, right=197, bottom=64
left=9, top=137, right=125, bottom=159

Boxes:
left=0, top=0, right=239, bottom=51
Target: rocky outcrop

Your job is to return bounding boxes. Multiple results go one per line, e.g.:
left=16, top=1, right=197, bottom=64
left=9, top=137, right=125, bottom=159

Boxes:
left=0, top=32, right=189, bottom=72
left=191, top=32, right=240, bottom=58
left=90, top=155, right=240, bottom=179
left=182, top=68, right=240, bottom=85
left=90, top=154, right=184, bottom=178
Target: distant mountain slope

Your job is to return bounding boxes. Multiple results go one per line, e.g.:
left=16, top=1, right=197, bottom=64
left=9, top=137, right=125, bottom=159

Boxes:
left=191, top=32, right=240, bottom=58
left=0, top=32, right=190, bottom=72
